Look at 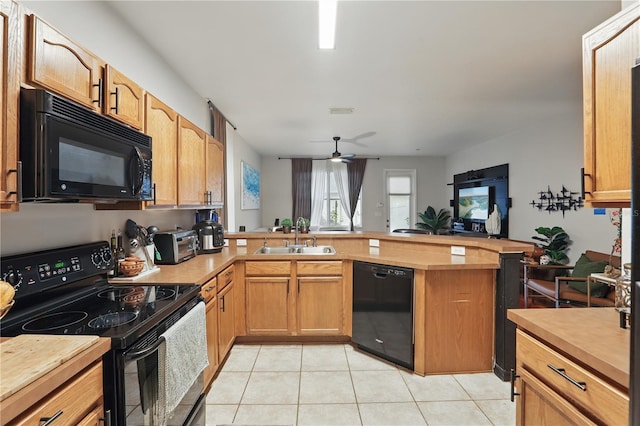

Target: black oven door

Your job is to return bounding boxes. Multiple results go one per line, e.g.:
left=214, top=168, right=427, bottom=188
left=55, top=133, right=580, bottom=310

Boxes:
left=119, top=335, right=204, bottom=426
left=44, top=114, right=151, bottom=200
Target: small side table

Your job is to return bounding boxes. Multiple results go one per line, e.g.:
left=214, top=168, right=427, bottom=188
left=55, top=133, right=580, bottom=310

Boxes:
left=586, top=273, right=617, bottom=307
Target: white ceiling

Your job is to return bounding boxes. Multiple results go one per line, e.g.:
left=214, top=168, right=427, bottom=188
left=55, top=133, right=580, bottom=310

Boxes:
left=106, top=1, right=620, bottom=159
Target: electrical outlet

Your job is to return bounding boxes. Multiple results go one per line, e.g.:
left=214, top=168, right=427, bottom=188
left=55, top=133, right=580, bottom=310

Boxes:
left=223, top=239, right=229, bottom=247
left=369, top=239, right=380, bottom=247
left=237, top=239, right=247, bottom=247
left=451, top=246, right=466, bottom=256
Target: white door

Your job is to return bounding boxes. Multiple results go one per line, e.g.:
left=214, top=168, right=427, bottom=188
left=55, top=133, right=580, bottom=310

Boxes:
left=385, top=170, right=416, bottom=231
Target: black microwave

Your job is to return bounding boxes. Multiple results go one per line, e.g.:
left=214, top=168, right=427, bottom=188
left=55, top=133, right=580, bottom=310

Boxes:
left=19, top=88, right=152, bottom=202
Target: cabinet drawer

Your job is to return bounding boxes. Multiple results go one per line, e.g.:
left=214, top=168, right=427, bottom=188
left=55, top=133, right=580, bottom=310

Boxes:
left=218, top=265, right=235, bottom=290
left=200, top=277, right=217, bottom=302
left=14, top=361, right=103, bottom=425
left=245, top=261, right=291, bottom=276
left=516, top=330, right=628, bottom=425
left=297, top=261, right=342, bottom=276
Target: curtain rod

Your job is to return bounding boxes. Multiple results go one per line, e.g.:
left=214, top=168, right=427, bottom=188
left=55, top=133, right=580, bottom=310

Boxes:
left=277, top=157, right=380, bottom=160
left=206, top=99, right=237, bottom=130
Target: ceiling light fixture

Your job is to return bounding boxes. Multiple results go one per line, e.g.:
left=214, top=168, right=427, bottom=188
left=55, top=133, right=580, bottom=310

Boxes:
left=318, top=0, right=337, bottom=49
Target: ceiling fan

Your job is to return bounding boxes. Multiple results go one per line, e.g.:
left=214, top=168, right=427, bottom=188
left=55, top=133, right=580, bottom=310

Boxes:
left=327, top=136, right=356, bottom=163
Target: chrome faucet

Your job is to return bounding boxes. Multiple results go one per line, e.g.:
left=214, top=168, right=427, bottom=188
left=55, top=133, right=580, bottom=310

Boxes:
left=295, top=217, right=305, bottom=246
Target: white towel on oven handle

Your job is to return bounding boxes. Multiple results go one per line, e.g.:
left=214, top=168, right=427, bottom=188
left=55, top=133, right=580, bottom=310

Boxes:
left=158, top=301, right=208, bottom=425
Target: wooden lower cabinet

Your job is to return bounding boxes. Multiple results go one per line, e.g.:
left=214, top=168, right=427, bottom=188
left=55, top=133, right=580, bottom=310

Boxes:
left=514, top=329, right=628, bottom=425
left=217, top=280, right=235, bottom=361
left=297, top=276, right=343, bottom=335
left=12, top=361, right=104, bottom=426
left=243, top=260, right=344, bottom=336
left=245, top=277, right=291, bottom=335
left=517, top=368, right=595, bottom=426
left=201, top=277, right=219, bottom=390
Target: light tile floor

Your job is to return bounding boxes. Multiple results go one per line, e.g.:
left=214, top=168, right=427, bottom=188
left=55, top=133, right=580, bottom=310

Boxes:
left=205, top=344, right=515, bottom=425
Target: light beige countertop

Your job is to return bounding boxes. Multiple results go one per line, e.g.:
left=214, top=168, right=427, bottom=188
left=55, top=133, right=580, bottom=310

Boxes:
left=113, top=235, right=520, bottom=286
left=508, top=308, right=630, bottom=390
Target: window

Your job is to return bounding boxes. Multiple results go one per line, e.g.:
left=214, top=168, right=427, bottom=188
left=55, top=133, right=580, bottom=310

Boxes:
left=385, top=170, right=416, bottom=231
left=311, top=161, right=362, bottom=230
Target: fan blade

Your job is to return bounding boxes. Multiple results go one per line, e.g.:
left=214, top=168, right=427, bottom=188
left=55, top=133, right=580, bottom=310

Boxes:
left=341, top=153, right=356, bottom=159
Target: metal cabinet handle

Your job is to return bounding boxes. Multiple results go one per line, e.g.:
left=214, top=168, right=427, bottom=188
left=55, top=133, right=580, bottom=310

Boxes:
left=580, top=167, right=591, bottom=199
left=100, top=409, right=112, bottom=426
left=40, top=410, right=63, bottom=425
left=7, top=161, right=22, bottom=202
left=93, top=78, right=103, bottom=108
left=220, top=295, right=225, bottom=312
left=110, top=87, right=119, bottom=113
left=547, top=364, right=587, bottom=391
left=510, top=369, right=520, bottom=402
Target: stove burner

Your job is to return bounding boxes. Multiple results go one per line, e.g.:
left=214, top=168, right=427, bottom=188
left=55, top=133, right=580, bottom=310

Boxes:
left=153, top=288, right=176, bottom=301
left=88, top=312, right=138, bottom=329
left=22, top=311, right=88, bottom=332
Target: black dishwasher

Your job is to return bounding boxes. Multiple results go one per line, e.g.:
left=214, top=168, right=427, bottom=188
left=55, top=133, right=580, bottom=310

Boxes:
left=352, top=261, right=414, bottom=370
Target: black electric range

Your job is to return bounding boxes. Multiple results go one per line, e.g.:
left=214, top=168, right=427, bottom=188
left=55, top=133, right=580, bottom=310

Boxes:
left=0, top=241, right=201, bottom=347
left=0, top=241, right=205, bottom=426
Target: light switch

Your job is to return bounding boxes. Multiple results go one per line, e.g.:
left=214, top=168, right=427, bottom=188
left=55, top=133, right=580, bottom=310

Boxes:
left=237, top=239, right=247, bottom=246
left=451, top=246, right=466, bottom=256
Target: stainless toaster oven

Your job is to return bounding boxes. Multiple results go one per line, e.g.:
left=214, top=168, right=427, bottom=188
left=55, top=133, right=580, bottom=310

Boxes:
left=154, top=229, right=198, bottom=264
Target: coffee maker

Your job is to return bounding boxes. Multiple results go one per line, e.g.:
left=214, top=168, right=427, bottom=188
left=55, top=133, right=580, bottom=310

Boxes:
left=192, top=209, right=224, bottom=254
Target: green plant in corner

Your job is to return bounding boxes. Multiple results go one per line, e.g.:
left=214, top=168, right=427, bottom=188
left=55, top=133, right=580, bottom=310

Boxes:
left=416, top=206, right=451, bottom=234
left=532, top=226, right=571, bottom=265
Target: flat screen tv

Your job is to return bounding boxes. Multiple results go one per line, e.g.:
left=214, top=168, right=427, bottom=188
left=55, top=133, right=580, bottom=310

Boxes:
left=458, top=186, right=490, bottom=220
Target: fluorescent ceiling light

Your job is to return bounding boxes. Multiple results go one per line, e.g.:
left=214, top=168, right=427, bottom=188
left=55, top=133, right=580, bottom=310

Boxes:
left=318, top=0, right=337, bottom=49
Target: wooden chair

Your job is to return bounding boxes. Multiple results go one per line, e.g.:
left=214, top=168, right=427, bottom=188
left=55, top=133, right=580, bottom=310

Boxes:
left=523, top=250, right=620, bottom=308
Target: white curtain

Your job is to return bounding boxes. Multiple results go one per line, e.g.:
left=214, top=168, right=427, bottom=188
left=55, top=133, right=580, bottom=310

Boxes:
left=310, top=160, right=328, bottom=230
left=331, top=161, right=350, bottom=227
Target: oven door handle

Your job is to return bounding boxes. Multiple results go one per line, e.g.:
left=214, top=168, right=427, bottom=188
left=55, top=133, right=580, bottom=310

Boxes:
left=124, top=336, right=165, bottom=361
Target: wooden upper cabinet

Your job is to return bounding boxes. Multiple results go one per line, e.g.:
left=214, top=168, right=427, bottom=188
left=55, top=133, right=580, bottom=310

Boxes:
left=105, top=65, right=144, bottom=129
left=582, top=3, right=640, bottom=206
left=178, top=116, right=206, bottom=206
left=206, top=134, right=225, bottom=206
left=1, top=0, right=21, bottom=212
left=145, top=93, right=178, bottom=206
left=28, top=15, right=103, bottom=111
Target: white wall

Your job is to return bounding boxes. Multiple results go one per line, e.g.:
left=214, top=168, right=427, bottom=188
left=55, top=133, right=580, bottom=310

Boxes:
left=445, top=107, right=617, bottom=263
left=259, top=156, right=448, bottom=232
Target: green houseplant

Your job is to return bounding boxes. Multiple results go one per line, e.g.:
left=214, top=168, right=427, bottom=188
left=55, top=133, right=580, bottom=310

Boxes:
left=280, top=218, right=293, bottom=234
left=532, top=226, right=571, bottom=265
left=416, top=207, right=451, bottom=235
left=299, top=218, right=310, bottom=234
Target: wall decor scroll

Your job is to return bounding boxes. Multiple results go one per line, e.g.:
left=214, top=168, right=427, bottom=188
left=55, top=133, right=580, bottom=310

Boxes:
left=530, top=185, right=583, bottom=216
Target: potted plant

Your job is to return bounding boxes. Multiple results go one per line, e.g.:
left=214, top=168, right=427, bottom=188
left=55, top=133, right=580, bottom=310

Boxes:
left=416, top=206, right=451, bottom=235
left=532, top=226, right=571, bottom=265
left=280, top=218, right=293, bottom=234
left=299, top=218, right=310, bottom=234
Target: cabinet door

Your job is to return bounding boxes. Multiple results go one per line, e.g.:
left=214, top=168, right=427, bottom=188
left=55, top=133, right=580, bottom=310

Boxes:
left=582, top=3, right=640, bottom=206
left=217, top=281, right=235, bottom=361
left=0, top=0, right=20, bottom=212
left=76, top=404, right=106, bottom=426
left=297, top=276, right=343, bottom=335
left=203, top=294, right=219, bottom=389
left=28, top=15, right=102, bottom=111
left=105, top=65, right=144, bottom=129
left=206, top=134, right=225, bottom=206
left=178, top=116, right=206, bottom=206
left=517, top=368, right=595, bottom=426
left=245, top=277, right=291, bottom=335
left=145, top=94, right=178, bottom=206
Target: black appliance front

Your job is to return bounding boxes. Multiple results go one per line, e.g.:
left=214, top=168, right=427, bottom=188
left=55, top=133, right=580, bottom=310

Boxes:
left=0, top=242, right=205, bottom=426
left=352, top=261, right=414, bottom=370
left=20, top=88, right=152, bottom=202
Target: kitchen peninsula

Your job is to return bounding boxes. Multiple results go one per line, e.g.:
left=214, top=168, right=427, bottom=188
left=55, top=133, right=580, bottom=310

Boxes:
left=119, top=231, right=529, bottom=383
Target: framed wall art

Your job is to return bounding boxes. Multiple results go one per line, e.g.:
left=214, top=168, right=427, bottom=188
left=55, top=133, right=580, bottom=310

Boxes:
left=241, top=161, right=260, bottom=210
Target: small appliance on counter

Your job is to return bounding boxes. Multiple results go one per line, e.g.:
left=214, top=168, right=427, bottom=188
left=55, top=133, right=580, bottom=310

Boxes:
left=154, top=229, right=198, bottom=264
left=192, top=209, right=225, bottom=254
